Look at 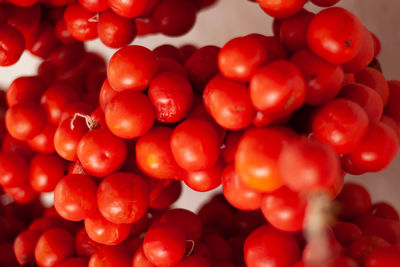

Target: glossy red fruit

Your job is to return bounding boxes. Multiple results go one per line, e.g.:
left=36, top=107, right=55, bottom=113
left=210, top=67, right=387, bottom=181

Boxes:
left=34, top=228, right=75, bottom=267
left=148, top=72, right=194, bottom=123
left=132, top=245, right=157, bottom=267
left=54, top=174, right=97, bottom=221
left=136, top=127, right=179, bottom=179
left=105, top=91, right=155, bottom=139
left=311, top=99, right=369, bottom=154
left=307, top=7, right=363, bottom=64
left=365, top=246, right=400, bottom=267
left=6, top=76, right=46, bottom=107
left=143, top=223, right=186, bottom=267
left=159, top=208, right=202, bottom=242
left=338, top=83, right=383, bottom=122
left=85, top=210, right=133, bottom=245
left=244, top=224, right=300, bottom=267
left=89, top=245, right=132, bottom=267
left=261, top=186, right=307, bottom=232
left=170, top=119, right=220, bottom=171
left=235, top=128, right=291, bottom=192
left=107, top=45, right=158, bottom=92
left=64, top=3, right=98, bottom=41
left=218, top=35, right=268, bottom=82
left=183, top=159, right=224, bottom=192
left=310, top=0, right=340, bottom=7
left=98, top=10, right=137, bottom=48
left=149, top=180, right=182, bottom=210
left=97, top=172, right=149, bottom=224
left=250, top=60, right=305, bottom=116
left=355, top=67, right=390, bottom=106
left=27, top=124, right=57, bottom=153
left=108, top=0, right=148, bottom=18
left=14, top=229, right=42, bottom=265
left=278, top=137, right=340, bottom=193
left=222, top=164, right=262, bottom=211
left=5, top=102, right=47, bottom=141
left=203, top=75, right=255, bottom=130
left=184, top=45, right=220, bottom=93
left=0, top=151, right=29, bottom=187
left=332, top=222, right=362, bottom=246
left=280, top=11, right=314, bottom=52
left=152, top=0, right=197, bottom=36
left=344, top=122, right=399, bottom=172
left=257, top=0, right=306, bottom=18
left=336, top=183, right=372, bottom=220
left=343, top=28, right=374, bottom=73
left=29, top=154, right=67, bottom=193
left=290, top=49, right=344, bottom=106
left=77, top=129, right=127, bottom=177
left=0, top=24, right=25, bottom=66
left=75, top=227, right=104, bottom=258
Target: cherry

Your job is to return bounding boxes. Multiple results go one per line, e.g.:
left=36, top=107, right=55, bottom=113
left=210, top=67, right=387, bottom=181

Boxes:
left=54, top=174, right=97, bottom=221
left=159, top=208, right=202, bottom=242
left=77, top=128, right=127, bottom=177
left=218, top=35, right=268, bottom=82
left=307, top=7, right=363, bottom=64
left=0, top=151, right=29, bottom=187
left=98, top=9, right=137, bottom=48
left=336, top=183, right=372, bottom=221
left=89, top=245, right=132, bottom=267
left=343, top=28, right=374, bottom=73
left=170, top=119, right=220, bottom=171
left=97, top=172, right=149, bottom=224
left=105, top=91, right=155, bottom=139
left=355, top=67, right=390, bottom=106
left=203, top=75, right=255, bottom=130
left=143, top=222, right=187, bottom=266
left=151, top=0, right=197, bottom=36
left=0, top=24, right=25, bottom=66
left=244, top=224, right=300, bottom=267
left=108, top=0, right=148, bottom=18
left=13, top=229, right=42, bottom=265
left=79, top=0, right=108, bottom=12
left=136, top=126, right=180, bottom=179
left=385, top=80, right=400, bottom=124
left=174, top=255, right=211, bottom=267
left=34, top=228, right=75, bottom=267
left=280, top=11, right=314, bottom=52
left=256, top=0, right=306, bottom=18
left=290, top=49, right=344, bottom=106
left=27, top=124, right=57, bottom=153
left=6, top=76, right=46, bottom=107
left=331, top=222, right=362, bottom=246
left=365, top=246, right=400, bottom=267
left=149, top=180, right=182, bottom=210
left=182, top=159, right=224, bottom=192
left=148, top=72, right=194, bottom=123
left=64, top=3, right=98, bottom=41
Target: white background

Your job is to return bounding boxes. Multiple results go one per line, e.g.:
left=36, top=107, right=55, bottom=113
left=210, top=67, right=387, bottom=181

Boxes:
left=1, top=0, right=400, bottom=212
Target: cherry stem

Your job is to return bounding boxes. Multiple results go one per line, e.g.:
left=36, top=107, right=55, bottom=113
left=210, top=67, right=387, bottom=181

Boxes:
left=185, top=240, right=195, bottom=256
left=70, top=113, right=98, bottom=131
left=304, top=193, right=333, bottom=260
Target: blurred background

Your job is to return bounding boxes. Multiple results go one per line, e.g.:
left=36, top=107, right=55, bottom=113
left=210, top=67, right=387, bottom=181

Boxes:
left=1, top=0, right=400, bottom=212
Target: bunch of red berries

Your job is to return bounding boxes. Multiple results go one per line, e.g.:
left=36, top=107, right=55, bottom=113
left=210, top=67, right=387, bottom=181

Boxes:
left=1, top=0, right=400, bottom=266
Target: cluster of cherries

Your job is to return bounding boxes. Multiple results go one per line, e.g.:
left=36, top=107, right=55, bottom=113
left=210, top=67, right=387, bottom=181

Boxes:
left=1, top=0, right=400, bottom=266
left=0, top=0, right=215, bottom=66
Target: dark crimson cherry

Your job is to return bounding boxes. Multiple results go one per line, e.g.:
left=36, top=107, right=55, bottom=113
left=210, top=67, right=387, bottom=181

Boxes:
left=355, top=67, right=389, bottom=106
left=89, top=245, right=132, bottom=267
left=0, top=151, right=29, bottom=187
left=6, top=76, right=46, bottom=107
left=336, top=183, right=372, bottom=221
left=0, top=24, right=25, bottom=66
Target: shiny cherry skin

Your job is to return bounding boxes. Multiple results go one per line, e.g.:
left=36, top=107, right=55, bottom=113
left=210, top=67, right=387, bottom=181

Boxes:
left=182, top=159, right=224, bottom=192
left=136, top=126, right=180, bottom=179
left=13, top=229, right=42, bottom=265
left=97, top=172, right=149, bottom=224
left=290, top=49, right=344, bottom=106
left=256, top=0, right=306, bottom=18
left=6, top=76, right=46, bottom=107
left=5, top=102, right=47, bottom=141
left=27, top=124, right=57, bottom=153
left=64, top=3, right=98, bottom=41
left=0, top=24, right=25, bottom=66
left=311, top=99, right=369, bottom=154
left=89, top=245, right=132, bottom=267
left=108, top=0, right=148, bottom=18
left=0, top=151, right=29, bottom=187
left=84, top=210, right=133, bottom=245
left=148, top=72, right=194, bottom=123
left=98, top=9, right=137, bottom=48
left=203, top=75, right=255, bottom=130
left=105, top=91, right=155, bottom=139
left=235, top=128, right=291, bottom=192
left=170, top=119, right=220, bottom=171
left=77, top=129, right=127, bottom=177
left=344, top=122, right=399, bottom=172
left=29, top=154, right=67, bottom=193
left=34, top=228, right=75, bottom=267
left=218, top=35, right=268, bottom=82
left=280, top=11, right=314, bottom=52
left=221, top=164, right=262, bottom=211
left=307, top=7, right=364, bottom=64
left=54, top=174, right=97, bottom=221
left=250, top=60, right=306, bottom=117
left=143, top=223, right=187, bottom=267
left=244, top=224, right=300, bottom=267
left=107, top=45, right=159, bottom=92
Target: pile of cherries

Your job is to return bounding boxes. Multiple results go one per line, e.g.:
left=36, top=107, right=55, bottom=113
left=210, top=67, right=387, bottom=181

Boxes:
left=1, top=0, right=400, bottom=266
